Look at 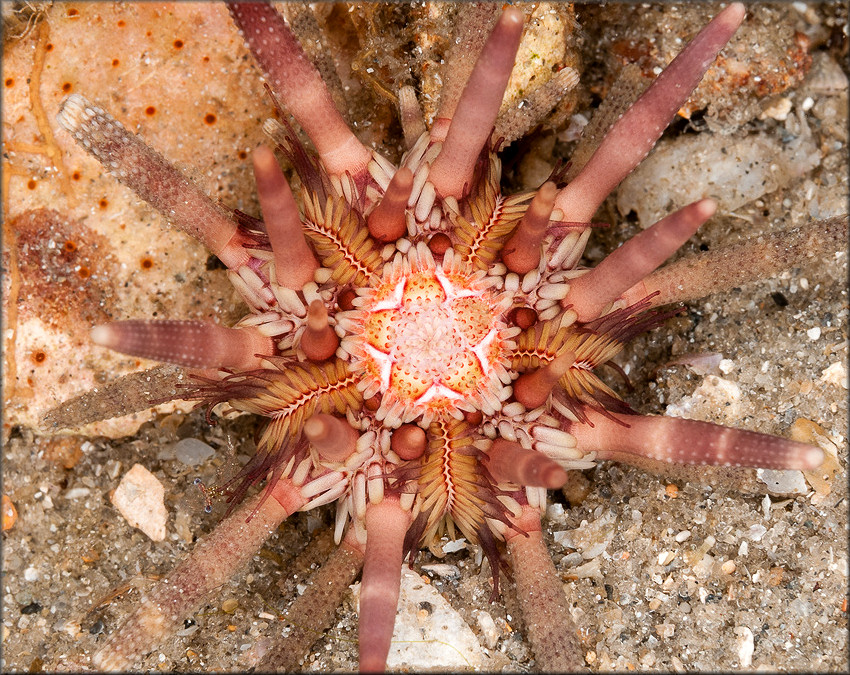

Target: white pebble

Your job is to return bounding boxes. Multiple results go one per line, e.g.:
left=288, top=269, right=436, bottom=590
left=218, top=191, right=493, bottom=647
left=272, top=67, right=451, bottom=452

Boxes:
left=759, top=97, right=792, bottom=121
left=475, top=610, right=501, bottom=649
left=658, top=551, right=676, bottom=566
left=762, top=494, right=772, bottom=519
left=64, top=487, right=91, bottom=500
left=807, top=326, right=821, bottom=340
left=735, top=626, right=755, bottom=667
left=111, top=464, right=168, bottom=541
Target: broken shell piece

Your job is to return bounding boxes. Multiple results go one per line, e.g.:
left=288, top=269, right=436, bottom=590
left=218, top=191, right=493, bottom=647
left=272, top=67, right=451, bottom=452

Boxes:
left=111, top=464, right=167, bottom=541
left=792, top=418, right=842, bottom=499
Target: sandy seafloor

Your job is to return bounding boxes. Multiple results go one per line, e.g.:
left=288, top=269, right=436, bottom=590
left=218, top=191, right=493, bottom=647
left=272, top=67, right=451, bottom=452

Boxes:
left=2, top=2, right=847, bottom=672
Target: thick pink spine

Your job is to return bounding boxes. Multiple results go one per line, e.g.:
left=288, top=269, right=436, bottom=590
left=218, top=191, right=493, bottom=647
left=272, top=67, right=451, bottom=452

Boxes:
left=502, top=182, right=558, bottom=275
left=303, top=413, right=359, bottom=462
left=554, top=3, right=746, bottom=222
left=359, top=497, right=411, bottom=672
left=227, top=2, right=372, bottom=178
left=485, top=438, right=568, bottom=489
left=252, top=145, right=319, bottom=289
left=430, top=3, right=502, bottom=141
left=513, top=350, right=576, bottom=410
left=90, top=320, right=274, bottom=370
left=301, top=299, right=340, bottom=362
left=428, top=8, right=525, bottom=198
left=258, top=529, right=366, bottom=670
left=570, top=408, right=823, bottom=470
left=505, top=506, right=583, bottom=671
left=94, top=479, right=305, bottom=670
left=622, top=214, right=849, bottom=308
left=56, top=94, right=250, bottom=270
left=566, top=199, right=715, bottom=321
left=367, top=167, right=414, bottom=243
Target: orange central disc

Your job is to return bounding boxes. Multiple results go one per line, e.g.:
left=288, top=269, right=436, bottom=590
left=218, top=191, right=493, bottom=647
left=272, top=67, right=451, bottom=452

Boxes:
left=344, top=247, right=512, bottom=426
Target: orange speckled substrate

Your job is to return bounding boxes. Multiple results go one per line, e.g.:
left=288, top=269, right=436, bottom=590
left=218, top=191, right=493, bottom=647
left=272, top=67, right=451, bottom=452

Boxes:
left=3, top=3, right=273, bottom=437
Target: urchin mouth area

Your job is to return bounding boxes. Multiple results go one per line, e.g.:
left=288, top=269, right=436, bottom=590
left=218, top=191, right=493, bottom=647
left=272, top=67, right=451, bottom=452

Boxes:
left=342, top=245, right=514, bottom=427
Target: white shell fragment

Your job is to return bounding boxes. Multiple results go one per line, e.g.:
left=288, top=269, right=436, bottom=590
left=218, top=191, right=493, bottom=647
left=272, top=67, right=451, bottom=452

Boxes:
left=353, top=570, right=487, bottom=670
left=756, top=468, right=809, bottom=495
left=617, top=129, right=819, bottom=228
left=111, top=464, right=168, bottom=541
left=820, top=361, right=847, bottom=388
left=734, top=626, right=755, bottom=667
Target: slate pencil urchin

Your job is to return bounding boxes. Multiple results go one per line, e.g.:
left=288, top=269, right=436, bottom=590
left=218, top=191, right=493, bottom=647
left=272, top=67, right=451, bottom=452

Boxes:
left=24, top=1, right=846, bottom=671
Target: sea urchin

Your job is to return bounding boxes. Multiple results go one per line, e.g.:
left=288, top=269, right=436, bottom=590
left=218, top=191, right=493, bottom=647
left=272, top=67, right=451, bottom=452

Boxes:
left=26, top=1, right=845, bottom=671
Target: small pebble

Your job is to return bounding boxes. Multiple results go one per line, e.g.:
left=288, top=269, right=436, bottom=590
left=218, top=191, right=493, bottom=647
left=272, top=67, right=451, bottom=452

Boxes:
left=61, top=620, right=81, bottom=638
left=756, top=468, right=808, bottom=495
left=64, top=487, right=91, bottom=500
left=222, top=598, right=239, bottom=613
left=640, top=650, right=657, bottom=667
left=721, top=560, right=737, bottom=575
left=806, top=326, right=821, bottom=341
left=759, top=96, right=792, bottom=121
left=658, top=551, right=676, bottom=566
left=173, top=438, right=215, bottom=466
left=573, top=557, right=603, bottom=580
left=475, top=610, right=500, bottom=649
left=735, top=626, right=754, bottom=667
left=561, top=552, right=584, bottom=568
left=655, top=623, right=675, bottom=639
left=176, top=623, right=200, bottom=637
left=2, top=494, right=17, bottom=531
